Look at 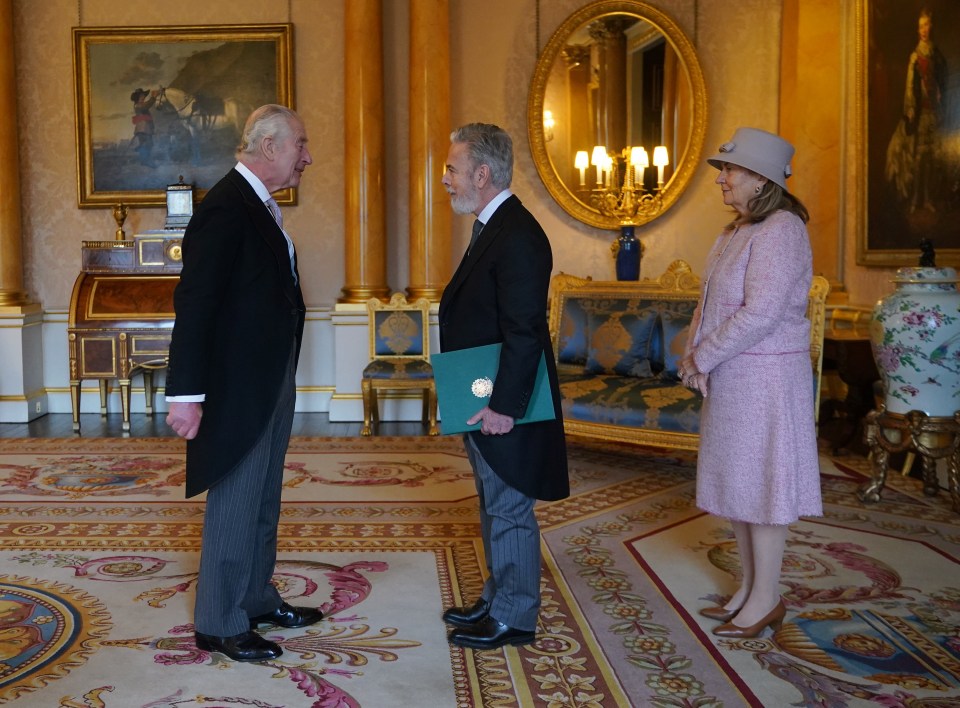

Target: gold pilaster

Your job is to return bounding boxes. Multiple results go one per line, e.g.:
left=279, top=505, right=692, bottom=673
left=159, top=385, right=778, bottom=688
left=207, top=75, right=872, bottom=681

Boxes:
left=0, top=0, right=29, bottom=308
left=340, top=0, right=389, bottom=304
left=406, top=0, right=451, bottom=302
left=563, top=46, right=591, bottom=189
left=589, top=17, right=629, bottom=151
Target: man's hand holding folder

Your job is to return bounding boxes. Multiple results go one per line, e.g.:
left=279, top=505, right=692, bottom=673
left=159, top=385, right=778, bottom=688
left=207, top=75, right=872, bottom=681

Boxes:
left=430, top=342, right=556, bottom=435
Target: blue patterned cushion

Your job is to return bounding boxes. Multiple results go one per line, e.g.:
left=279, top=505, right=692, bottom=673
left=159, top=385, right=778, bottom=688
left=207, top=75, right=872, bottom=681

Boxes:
left=584, top=309, right=657, bottom=377
left=373, top=310, right=424, bottom=356
left=558, top=371, right=701, bottom=432
left=659, top=310, right=693, bottom=380
left=556, top=298, right=589, bottom=367
left=362, top=359, right=434, bottom=380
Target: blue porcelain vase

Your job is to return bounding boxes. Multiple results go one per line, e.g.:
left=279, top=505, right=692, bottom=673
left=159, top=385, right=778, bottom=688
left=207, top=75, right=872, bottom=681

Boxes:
left=615, top=225, right=640, bottom=281
left=870, top=267, right=960, bottom=416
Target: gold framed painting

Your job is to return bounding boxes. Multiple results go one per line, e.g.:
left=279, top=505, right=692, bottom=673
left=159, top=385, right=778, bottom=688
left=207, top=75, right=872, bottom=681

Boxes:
left=855, top=0, right=959, bottom=267
left=73, top=24, right=295, bottom=208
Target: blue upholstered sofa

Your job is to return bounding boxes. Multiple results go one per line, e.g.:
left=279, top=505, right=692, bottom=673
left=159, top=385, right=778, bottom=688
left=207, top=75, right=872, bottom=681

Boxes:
left=547, top=260, right=829, bottom=450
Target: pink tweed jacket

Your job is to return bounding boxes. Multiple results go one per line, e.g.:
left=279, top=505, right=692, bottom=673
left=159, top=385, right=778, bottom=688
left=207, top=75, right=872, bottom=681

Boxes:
left=687, top=211, right=812, bottom=372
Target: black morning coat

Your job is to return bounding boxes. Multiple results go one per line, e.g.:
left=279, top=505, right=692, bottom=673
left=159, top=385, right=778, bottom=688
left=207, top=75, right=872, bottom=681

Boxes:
left=165, top=169, right=306, bottom=498
left=438, top=194, right=570, bottom=501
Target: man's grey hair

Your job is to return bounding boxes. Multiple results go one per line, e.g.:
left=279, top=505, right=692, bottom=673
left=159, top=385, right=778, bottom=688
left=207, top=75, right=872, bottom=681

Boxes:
left=237, top=104, right=301, bottom=155
left=450, top=123, right=513, bottom=189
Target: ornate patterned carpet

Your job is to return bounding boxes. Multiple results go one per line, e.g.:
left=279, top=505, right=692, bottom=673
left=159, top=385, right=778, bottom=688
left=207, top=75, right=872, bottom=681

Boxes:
left=0, top=436, right=958, bottom=707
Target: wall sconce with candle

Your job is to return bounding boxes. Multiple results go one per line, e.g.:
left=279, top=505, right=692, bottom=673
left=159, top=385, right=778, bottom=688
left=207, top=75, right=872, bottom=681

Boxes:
left=543, top=110, right=555, bottom=142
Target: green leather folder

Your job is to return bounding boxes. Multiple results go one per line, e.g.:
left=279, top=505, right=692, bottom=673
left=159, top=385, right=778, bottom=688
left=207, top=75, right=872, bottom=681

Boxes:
left=430, top=343, right=556, bottom=435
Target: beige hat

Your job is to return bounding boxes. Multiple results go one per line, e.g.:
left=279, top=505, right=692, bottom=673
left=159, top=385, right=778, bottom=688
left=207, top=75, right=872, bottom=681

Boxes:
left=706, top=127, right=794, bottom=190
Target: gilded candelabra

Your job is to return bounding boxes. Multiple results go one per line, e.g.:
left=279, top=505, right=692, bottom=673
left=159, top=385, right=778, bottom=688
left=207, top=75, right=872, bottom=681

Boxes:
left=112, top=203, right=128, bottom=241
left=575, top=145, right=669, bottom=224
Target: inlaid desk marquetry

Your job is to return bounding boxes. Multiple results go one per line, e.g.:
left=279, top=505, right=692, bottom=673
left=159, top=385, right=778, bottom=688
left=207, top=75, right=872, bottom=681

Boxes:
left=68, top=233, right=183, bottom=432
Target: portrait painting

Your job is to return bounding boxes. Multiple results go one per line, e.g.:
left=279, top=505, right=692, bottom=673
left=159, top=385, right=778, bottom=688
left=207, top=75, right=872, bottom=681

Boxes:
left=859, top=0, right=960, bottom=267
left=73, top=24, right=294, bottom=208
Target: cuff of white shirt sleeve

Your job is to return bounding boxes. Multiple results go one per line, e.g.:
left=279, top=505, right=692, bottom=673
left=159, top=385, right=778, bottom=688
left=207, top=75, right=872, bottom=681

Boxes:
left=165, top=394, right=205, bottom=403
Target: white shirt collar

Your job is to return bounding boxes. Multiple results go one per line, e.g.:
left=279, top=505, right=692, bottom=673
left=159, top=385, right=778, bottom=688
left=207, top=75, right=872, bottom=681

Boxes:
left=476, top=189, right=512, bottom=225
left=234, top=161, right=296, bottom=268
left=235, top=161, right=271, bottom=203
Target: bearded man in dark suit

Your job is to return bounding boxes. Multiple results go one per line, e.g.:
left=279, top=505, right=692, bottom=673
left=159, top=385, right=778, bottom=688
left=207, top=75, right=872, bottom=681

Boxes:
left=165, top=104, right=322, bottom=663
left=438, top=123, right=569, bottom=650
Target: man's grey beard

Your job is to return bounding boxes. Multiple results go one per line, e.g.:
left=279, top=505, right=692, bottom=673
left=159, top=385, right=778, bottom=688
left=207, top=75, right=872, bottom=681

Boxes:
left=450, top=190, right=480, bottom=215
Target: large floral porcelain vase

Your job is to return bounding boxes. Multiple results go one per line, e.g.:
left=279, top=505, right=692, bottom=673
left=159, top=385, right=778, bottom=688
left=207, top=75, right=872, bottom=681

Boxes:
left=870, top=267, right=960, bottom=416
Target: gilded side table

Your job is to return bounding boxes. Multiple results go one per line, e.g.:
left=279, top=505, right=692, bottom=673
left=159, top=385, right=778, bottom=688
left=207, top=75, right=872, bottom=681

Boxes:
left=858, top=407, right=960, bottom=513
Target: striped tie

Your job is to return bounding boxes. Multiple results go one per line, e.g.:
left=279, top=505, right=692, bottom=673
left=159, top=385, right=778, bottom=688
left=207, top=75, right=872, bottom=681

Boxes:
left=266, top=197, right=297, bottom=285
left=265, top=197, right=283, bottom=228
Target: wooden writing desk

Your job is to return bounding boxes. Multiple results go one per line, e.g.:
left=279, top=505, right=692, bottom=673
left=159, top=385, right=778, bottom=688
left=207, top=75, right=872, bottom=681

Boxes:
left=68, top=234, right=182, bottom=433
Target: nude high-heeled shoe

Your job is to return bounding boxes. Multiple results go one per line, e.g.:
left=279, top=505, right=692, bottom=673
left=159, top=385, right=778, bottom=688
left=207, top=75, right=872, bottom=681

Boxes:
left=698, top=605, right=739, bottom=622
left=712, top=600, right=786, bottom=638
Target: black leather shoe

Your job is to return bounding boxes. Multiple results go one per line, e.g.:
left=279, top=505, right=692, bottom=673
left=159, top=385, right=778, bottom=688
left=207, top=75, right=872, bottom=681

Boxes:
left=195, top=630, right=282, bottom=662
left=442, top=598, right=490, bottom=628
left=249, top=602, right=324, bottom=630
left=448, top=615, right=535, bottom=650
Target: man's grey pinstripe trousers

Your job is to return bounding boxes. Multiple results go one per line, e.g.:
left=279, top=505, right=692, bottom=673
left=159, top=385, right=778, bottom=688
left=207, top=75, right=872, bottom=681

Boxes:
left=464, top=434, right=541, bottom=631
left=193, top=347, right=297, bottom=637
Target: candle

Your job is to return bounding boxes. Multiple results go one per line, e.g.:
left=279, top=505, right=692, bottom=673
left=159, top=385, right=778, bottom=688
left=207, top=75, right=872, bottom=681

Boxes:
left=653, top=146, right=669, bottom=186
left=543, top=110, right=555, bottom=133
left=574, top=150, right=589, bottom=186
left=630, top=147, right=648, bottom=188
left=591, top=145, right=607, bottom=186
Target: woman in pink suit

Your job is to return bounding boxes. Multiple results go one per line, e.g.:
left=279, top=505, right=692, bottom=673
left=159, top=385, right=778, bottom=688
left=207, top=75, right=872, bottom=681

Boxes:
left=678, top=127, right=822, bottom=639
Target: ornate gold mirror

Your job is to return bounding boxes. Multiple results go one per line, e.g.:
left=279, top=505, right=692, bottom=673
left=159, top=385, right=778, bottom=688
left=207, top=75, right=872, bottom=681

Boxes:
left=528, top=1, right=706, bottom=230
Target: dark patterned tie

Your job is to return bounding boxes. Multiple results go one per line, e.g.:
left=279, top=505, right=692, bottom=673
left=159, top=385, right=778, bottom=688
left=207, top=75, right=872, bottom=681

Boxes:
left=468, top=219, right=483, bottom=254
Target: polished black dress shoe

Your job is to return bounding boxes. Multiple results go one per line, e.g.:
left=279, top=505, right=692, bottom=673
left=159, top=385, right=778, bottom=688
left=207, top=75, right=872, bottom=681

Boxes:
left=249, top=601, right=324, bottom=630
left=448, top=615, right=535, bottom=650
left=195, top=630, right=282, bottom=662
left=442, top=598, right=490, bottom=628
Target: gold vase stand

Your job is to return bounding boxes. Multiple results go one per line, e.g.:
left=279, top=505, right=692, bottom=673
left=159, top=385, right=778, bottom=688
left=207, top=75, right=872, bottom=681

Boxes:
left=858, top=407, right=960, bottom=513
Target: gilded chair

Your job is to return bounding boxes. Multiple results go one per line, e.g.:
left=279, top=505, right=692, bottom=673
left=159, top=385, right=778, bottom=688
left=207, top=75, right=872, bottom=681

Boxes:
left=806, top=275, right=831, bottom=426
left=361, top=293, right=438, bottom=436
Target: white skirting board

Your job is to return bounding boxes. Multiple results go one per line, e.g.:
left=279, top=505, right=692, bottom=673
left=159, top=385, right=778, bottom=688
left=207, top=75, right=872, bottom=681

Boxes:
left=2, top=304, right=439, bottom=424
